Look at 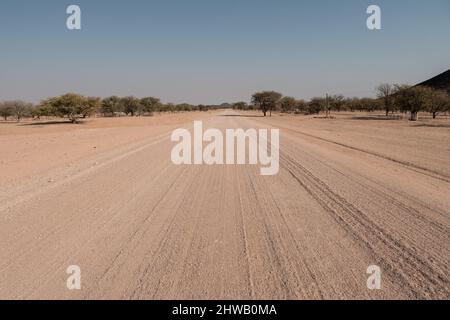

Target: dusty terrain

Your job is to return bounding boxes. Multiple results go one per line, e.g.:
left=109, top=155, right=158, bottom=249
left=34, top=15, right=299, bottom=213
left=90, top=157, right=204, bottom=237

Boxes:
left=0, top=111, right=449, bottom=300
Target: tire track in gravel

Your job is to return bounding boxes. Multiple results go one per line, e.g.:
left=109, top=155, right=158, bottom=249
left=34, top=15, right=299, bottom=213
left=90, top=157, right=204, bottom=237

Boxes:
left=227, top=115, right=329, bottom=299
left=257, top=120, right=450, bottom=183
left=0, top=137, right=189, bottom=299
left=245, top=168, right=324, bottom=299
left=234, top=166, right=256, bottom=299
left=0, top=132, right=171, bottom=214
left=281, top=152, right=450, bottom=299
left=86, top=166, right=189, bottom=298
left=279, top=131, right=450, bottom=240
left=126, top=166, right=209, bottom=299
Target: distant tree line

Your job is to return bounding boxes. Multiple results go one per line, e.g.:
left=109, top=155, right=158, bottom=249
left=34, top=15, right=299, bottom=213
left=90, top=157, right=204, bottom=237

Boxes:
left=0, top=93, right=219, bottom=123
left=233, top=85, right=450, bottom=121
left=1, top=86, right=449, bottom=122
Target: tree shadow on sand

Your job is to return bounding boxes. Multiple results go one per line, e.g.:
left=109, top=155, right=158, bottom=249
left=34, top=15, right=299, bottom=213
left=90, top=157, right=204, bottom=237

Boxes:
left=412, top=123, right=450, bottom=128
left=19, top=120, right=87, bottom=126
left=351, top=115, right=402, bottom=121
left=219, top=114, right=265, bottom=118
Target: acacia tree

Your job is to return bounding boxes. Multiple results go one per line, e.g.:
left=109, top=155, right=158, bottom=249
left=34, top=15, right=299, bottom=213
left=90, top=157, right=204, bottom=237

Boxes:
left=3, top=100, right=33, bottom=122
left=101, top=96, right=122, bottom=117
left=428, top=90, right=450, bottom=119
left=330, top=94, right=346, bottom=112
left=295, top=99, right=307, bottom=113
left=376, top=84, right=396, bottom=116
left=307, top=97, right=326, bottom=115
left=12, top=101, right=28, bottom=122
left=280, top=97, right=297, bottom=113
left=82, top=97, right=101, bottom=118
left=176, top=103, right=194, bottom=112
left=329, top=94, right=345, bottom=114
left=140, top=97, right=160, bottom=116
left=198, top=104, right=209, bottom=111
left=121, top=96, right=141, bottom=116
left=41, top=93, right=97, bottom=123
left=30, top=104, right=51, bottom=120
left=0, top=102, right=13, bottom=121
left=252, top=91, right=282, bottom=117
left=232, top=102, right=248, bottom=110
left=346, top=98, right=360, bottom=112
left=394, top=85, right=433, bottom=121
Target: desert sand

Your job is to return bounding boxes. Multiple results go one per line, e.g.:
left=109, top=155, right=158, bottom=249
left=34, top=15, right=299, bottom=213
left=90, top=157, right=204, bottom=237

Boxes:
left=0, top=110, right=449, bottom=299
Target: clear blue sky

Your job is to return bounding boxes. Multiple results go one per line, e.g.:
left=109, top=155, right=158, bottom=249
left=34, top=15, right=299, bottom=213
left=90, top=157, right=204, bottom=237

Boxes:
left=1, top=0, right=449, bottom=104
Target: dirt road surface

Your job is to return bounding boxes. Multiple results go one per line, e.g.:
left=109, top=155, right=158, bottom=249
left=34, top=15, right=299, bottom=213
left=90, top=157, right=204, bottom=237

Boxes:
left=1, top=111, right=449, bottom=299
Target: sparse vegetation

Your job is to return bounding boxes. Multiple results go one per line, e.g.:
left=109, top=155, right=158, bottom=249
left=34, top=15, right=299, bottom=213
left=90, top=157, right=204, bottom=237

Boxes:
left=0, top=101, right=33, bottom=122
left=241, top=85, right=449, bottom=120
left=232, top=102, right=249, bottom=111
left=1, top=82, right=449, bottom=124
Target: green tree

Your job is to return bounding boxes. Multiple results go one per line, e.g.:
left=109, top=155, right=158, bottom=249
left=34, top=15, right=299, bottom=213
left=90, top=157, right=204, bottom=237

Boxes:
left=176, top=103, right=193, bottom=112
left=121, top=96, right=141, bottom=116
left=197, top=104, right=209, bottom=111
left=31, top=104, right=51, bottom=119
left=162, top=103, right=175, bottom=112
left=140, top=97, right=160, bottom=116
left=428, top=90, right=450, bottom=119
left=41, top=93, right=92, bottom=123
left=295, top=99, right=307, bottom=113
left=251, top=91, right=282, bottom=117
left=280, top=97, right=297, bottom=113
left=345, top=98, right=360, bottom=112
left=232, top=102, right=248, bottom=110
left=0, top=102, right=13, bottom=121
left=101, top=96, right=122, bottom=117
left=307, top=97, right=326, bottom=115
left=394, top=85, right=434, bottom=121
left=82, top=97, right=101, bottom=118
left=329, top=94, right=345, bottom=114
left=361, top=97, right=380, bottom=112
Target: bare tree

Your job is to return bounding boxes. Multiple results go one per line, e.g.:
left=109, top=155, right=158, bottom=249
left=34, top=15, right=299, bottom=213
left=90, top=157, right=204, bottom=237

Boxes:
left=376, top=84, right=396, bottom=116
left=4, top=100, right=33, bottom=122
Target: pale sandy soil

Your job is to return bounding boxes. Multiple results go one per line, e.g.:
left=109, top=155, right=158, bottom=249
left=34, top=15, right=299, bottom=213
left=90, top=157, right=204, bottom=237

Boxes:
left=0, top=110, right=449, bottom=300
